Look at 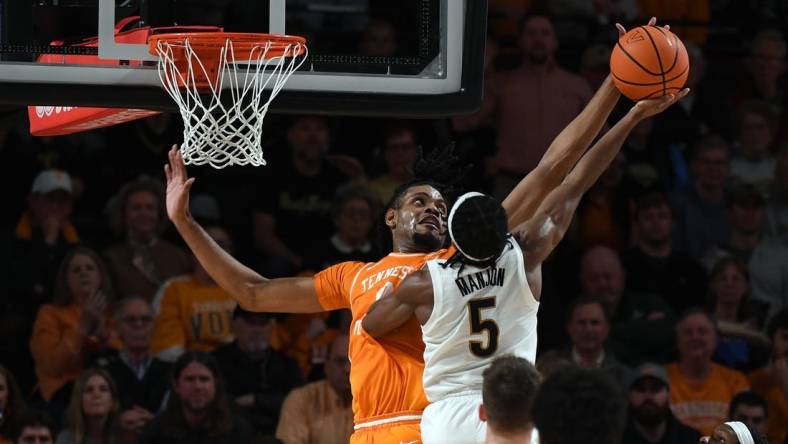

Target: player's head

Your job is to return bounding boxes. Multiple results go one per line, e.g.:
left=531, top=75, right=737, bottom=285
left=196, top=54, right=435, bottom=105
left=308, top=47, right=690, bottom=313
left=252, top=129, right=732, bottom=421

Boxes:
left=703, top=421, right=769, bottom=444
left=381, top=144, right=470, bottom=253
left=448, top=192, right=509, bottom=267
left=480, top=355, right=541, bottom=442
left=532, top=367, right=626, bottom=444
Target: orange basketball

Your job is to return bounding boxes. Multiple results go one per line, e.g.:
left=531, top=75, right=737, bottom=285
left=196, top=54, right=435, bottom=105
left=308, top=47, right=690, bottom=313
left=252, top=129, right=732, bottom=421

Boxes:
left=610, top=26, right=690, bottom=101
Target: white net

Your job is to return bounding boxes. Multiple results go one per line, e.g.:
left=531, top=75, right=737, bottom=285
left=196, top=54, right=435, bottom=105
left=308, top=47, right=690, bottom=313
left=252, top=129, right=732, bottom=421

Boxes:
left=155, top=37, right=307, bottom=168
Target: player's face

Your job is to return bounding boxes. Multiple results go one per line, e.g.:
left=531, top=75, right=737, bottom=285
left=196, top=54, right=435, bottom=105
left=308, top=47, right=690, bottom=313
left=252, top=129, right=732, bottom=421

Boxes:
left=629, top=377, right=670, bottom=426
left=731, top=404, right=768, bottom=436
left=174, top=362, right=216, bottom=413
left=677, top=314, right=717, bottom=363
left=388, top=185, right=448, bottom=251
left=702, top=424, right=740, bottom=444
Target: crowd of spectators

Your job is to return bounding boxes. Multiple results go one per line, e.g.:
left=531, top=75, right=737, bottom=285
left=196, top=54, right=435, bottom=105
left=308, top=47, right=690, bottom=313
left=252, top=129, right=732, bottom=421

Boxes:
left=1, top=1, right=788, bottom=443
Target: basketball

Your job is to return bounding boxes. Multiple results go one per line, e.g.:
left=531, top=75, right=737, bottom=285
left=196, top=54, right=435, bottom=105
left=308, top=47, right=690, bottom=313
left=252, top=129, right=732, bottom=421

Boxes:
left=610, top=26, right=690, bottom=101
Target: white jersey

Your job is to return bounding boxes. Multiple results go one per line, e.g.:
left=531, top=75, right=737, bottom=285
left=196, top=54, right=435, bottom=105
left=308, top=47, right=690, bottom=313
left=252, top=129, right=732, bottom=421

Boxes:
left=422, top=239, right=538, bottom=402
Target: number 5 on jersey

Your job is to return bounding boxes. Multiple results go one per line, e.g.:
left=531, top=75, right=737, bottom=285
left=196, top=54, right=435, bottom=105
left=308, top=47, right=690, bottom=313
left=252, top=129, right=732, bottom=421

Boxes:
left=467, top=297, right=499, bottom=357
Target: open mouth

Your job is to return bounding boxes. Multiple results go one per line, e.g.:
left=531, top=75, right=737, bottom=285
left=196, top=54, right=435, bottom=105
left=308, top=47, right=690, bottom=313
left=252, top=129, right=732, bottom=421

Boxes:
left=419, top=215, right=440, bottom=231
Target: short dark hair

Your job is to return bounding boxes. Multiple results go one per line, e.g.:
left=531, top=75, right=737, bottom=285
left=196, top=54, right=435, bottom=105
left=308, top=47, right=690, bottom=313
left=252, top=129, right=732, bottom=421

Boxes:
left=729, top=391, right=768, bottom=418
left=482, top=355, right=541, bottom=433
left=688, top=134, right=729, bottom=163
left=633, top=192, right=672, bottom=220
left=767, top=308, right=788, bottom=340
left=331, top=185, right=381, bottom=220
left=9, top=410, right=55, bottom=442
left=566, top=296, right=610, bottom=324
left=532, top=368, right=626, bottom=444
left=447, top=193, right=509, bottom=266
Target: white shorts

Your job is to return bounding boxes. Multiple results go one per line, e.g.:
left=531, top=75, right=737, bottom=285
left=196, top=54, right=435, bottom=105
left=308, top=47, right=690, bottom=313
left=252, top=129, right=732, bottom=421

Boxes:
left=421, top=392, right=486, bottom=444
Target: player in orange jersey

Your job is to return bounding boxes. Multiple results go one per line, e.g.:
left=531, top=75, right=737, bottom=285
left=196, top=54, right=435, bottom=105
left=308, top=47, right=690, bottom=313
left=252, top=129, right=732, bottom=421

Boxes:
left=166, top=71, right=626, bottom=443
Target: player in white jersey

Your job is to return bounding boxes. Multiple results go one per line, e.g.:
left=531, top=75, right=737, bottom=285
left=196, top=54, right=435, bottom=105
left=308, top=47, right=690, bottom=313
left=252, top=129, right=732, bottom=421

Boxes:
left=362, top=87, right=689, bottom=444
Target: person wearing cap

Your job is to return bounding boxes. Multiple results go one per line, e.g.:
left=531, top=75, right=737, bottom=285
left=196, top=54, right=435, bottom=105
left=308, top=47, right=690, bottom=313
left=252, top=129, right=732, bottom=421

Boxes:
left=0, top=169, right=79, bottom=395
left=212, top=306, right=303, bottom=440
left=621, top=362, right=702, bottom=444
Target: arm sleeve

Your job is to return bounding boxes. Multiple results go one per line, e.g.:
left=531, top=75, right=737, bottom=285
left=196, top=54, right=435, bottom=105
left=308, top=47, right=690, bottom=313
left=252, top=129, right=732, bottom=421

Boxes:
left=150, top=282, right=186, bottom=356
left=313, top=262, right=364, bottom=310
left=275, top=389, right=310, bottom=444
left=29, top=306, right=85, bottom=377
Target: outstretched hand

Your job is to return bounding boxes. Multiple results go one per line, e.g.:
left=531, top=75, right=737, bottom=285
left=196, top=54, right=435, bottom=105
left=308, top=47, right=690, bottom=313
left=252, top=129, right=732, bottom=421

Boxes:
left=630, top=88, right=690, bottom=120
left=164, top=146, right=195, bottom=225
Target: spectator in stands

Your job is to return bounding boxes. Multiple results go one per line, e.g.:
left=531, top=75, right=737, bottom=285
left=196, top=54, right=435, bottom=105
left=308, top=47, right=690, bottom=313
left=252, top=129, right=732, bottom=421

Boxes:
left=479, top=355, right=541, bottom=444
left=253, top=115, right=357, bottom=276
left=366, top=122, right=419, bottom=205
left=580, top=246, right=677, bottom=364
left=728, top=29, right=788, bottom=148
left=749, top=230, right=788, bottom=320
left=151, top=225, right=237, bottom=361
left=56, top=368, right=121, bottom=444
left=748, top=309, right=788, bottom=444
left=621, top=362, right=701, bottom=444
left=706, top=257, right=771, bottom=370
left=10, top=410, right=55, bottom=444
left=30, top=247, right=119, bottom=416
left=623, top=192, right=708, bottom=314
left=765, top=145, right=788, bottom=238
left=730, top=101, right=778, bottom=193
left=104, top=178, right=191, bottom=301
left=728, top=391, right=769, bottom=438
left=92, top=296, right=171, bottom=436
left=671, top=135, right=732, bottom=259
left=665, top=309, right=750, bottom=435
left=534, top=350, right=573, bottom=380
left=276, top=334, right=352, bottom=444
left=619, top=117, right=671, bottom=193
left=140, top=351, right=253, bottom=444
left=212, top=307, right=303, bottom=439
left=301, top=186, right=380, bottom=272
left=358, top=18, right=397, bottom=57
left=575, top=152, right=630, bottom=251
left=560, top=296, right=631, bottom=387
left=465, top=14, right=593, bottom=200
left=532, top=367, right=626, bottom=444
left=0, top=169, right=79, bottom=394
left=0, top=366, right=25, bottom=444
left=703, top=184, right=769, bottom=269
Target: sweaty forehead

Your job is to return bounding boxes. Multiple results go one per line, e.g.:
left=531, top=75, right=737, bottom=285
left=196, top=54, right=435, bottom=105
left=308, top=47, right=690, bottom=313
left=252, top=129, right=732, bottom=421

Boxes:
left=403, top=185, right=445, bottom=202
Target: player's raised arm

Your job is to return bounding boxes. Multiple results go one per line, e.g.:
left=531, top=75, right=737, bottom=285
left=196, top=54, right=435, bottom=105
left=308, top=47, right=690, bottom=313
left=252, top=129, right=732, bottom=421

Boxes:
left=514, top=90, right=689, bottom=297
left=503, top=17, right=665, bottom=229
left=165, top=147, right=324, bottom=313
left=363, top=269, right=433, bottom=338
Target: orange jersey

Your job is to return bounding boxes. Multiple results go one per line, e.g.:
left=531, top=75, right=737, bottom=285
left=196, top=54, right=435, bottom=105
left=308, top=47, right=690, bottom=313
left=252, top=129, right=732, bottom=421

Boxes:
left=314, top=249, right=454, bottom=427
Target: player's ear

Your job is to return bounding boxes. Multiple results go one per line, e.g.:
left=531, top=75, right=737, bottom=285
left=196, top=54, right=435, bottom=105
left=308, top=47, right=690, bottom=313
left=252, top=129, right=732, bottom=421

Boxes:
left=478, top=404, right=487, bottom=422
left=385, top=207, right=397, bottom=229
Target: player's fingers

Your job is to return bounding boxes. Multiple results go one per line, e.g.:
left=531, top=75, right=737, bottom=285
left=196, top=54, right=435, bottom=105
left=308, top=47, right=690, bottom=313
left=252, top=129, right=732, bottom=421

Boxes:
left=184, top=177, right=196, bottom=192
left=663, top=24, right=670, bottom=31
left=615, top=23, right=626, bottom=36
left=164, top=164, right=171, bottom=183
left=647, top=17, right=657, bottom=26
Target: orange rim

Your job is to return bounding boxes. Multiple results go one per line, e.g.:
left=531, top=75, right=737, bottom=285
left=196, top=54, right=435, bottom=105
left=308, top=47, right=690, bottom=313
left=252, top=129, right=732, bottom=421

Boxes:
left=148, top=32, right=307, bottom=59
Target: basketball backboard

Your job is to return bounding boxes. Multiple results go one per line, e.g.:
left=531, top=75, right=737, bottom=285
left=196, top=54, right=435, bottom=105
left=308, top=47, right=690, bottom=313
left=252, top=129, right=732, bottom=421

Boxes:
left=0, top=0, right=486, bottom=117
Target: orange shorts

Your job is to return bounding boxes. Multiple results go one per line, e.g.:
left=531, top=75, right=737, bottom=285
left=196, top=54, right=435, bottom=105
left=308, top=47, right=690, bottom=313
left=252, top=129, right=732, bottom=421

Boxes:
left=350, top=418, right=421, bottom=444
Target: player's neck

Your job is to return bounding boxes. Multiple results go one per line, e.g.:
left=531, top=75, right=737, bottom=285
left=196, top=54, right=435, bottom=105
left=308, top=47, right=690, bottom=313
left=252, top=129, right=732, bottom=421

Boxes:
left=485, top=429, right=532, bottom=444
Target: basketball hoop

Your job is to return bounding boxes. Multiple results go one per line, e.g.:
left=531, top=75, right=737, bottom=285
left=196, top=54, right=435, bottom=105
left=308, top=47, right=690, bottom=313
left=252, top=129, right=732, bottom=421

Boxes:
left=149, top=32, right=307, bottom=168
